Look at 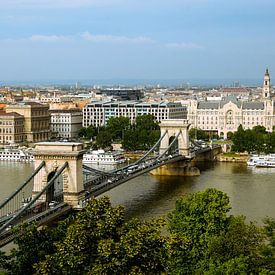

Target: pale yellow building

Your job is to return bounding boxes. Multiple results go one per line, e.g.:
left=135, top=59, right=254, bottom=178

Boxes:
left=187, top=69, right=275, bottom=139
left=0, top=111, right=24, bottom=145
left=6, top=102, right=50, bottom=142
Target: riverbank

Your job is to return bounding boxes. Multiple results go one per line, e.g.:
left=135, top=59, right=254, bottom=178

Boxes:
left=216, top=153, right=249, bottom=163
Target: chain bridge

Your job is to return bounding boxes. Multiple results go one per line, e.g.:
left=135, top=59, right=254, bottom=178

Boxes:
left=0, top=119, right=221, bottom=247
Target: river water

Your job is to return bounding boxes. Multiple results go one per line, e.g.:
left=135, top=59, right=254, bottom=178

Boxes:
left=1, top=161, right=275, bottom=225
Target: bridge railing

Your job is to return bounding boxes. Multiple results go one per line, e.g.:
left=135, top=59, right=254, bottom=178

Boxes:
left=0, top=161, right=45, bottom=220
left=82, top=131, right=168, bottom=185
left=0, top=162, right=68, bottom=234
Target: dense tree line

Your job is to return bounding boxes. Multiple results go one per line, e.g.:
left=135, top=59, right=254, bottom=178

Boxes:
left=232, top=125, right=275, bottom=154
left=189, top=128, right=219, bottom=141
left=1, top=188, right=275, bottom=274
left=79, top=115, right=160, bottom=151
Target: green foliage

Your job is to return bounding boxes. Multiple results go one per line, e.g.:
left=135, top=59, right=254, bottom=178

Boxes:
left=95, top=130, right=112, bottom=149
left=168, top=188, right=231, bottom=237
left=106, top=116, right=130, bottom=140
left=0, top=220, right=69, bottom=275
left=189, top=127, right=209, bottom=141
left=232, top=124, right=275, bottom=154
left=135, top=114, right=159, bottom=131
left=0, top=197, right=167, bottom=275
left=167, top=188, right=268, bottom=274
left=78, top=125, right=97, bottom=140
left=86, top=115, right=160, bottom=151
left=121, top=115, right=160, bottom=151
left=2, top=189, right=275, bottom=274
left=262, top=218, right=275, bottom=271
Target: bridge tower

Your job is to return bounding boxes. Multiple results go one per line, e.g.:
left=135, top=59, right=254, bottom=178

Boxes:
left=159, top=119, right=191, bottom=156
left=32, top=142, right=86, bottom=209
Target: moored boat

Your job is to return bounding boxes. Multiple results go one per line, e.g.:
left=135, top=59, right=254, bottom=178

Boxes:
left=83, top=149, right=126, bottom=165
left=0, top=148, right=34, bottom=162
left=255, top=160, right=275, bottom=168
left=247, top=154, right=275, bottom=167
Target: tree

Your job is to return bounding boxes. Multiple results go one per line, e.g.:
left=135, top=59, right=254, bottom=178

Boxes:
left=189, top=128, right=209, bottom=141
left=135, top=114, right=159, bottom=131
left=121, top=115, right=160, bottom=151
left=121, top=129, right=140, bottom=151
left=106, top=117, right=130, bottom=141
left=227, top=131, right=234, bottom=140
left=253, top=125, right=267, bottom=135
left=232, top=125, right=246, bottom=152
left=78, top=125, right=97, bottom=140
left=262, top=218, right=275, bottom=271
left=166, top=188, right=267, bottom=274
left=95, top=130, right=112, bottom=149
left=0, top=219, right=70, bottom=275
left=0, top=197, right=167, bottom=275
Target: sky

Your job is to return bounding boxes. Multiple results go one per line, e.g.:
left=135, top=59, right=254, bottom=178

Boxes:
left=0, top=0, right=275, bottom=84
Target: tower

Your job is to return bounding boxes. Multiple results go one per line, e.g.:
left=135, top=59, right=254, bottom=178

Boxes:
left=263, top=68, right=271, bottom=99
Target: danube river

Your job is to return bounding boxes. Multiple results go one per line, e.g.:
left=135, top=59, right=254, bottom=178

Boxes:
left=1, top=161, right=275, bottom=224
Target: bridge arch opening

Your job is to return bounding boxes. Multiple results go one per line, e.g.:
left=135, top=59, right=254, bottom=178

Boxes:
left=46, top=171, right=64, bottom=204
left=168, top=136, right=178, bottom=155
left=46, top=171, right=55, bottom=203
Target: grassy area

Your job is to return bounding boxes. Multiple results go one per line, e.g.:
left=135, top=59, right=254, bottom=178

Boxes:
left=222, top=152, right=241, bottom=158
left=213, top=140, right=233, bottom=145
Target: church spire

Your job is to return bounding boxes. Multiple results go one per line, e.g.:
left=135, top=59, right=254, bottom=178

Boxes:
left=263, top=68, right=271, bottom=99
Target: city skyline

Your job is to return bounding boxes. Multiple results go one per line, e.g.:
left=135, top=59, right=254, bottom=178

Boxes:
left=1, top=0, right=275, bottom=82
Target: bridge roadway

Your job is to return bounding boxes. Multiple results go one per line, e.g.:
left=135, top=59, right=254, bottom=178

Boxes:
left=0, top=202, right=71, bottom=248
left=85, top=145, right=217, bottom=198
left=0, top=146, right=216, bottom=248
left=87, top=154, right=188, bottom=197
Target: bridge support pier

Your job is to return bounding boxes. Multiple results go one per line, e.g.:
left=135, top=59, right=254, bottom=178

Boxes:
left=150, top=160, right=200, bottom=176
left=159, top=119, right=191, bottom=156
left=33, top=142, right=86, bottom=209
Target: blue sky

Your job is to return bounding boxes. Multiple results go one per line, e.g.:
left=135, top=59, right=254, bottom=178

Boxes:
left=0, top=0, right=275, bottom=84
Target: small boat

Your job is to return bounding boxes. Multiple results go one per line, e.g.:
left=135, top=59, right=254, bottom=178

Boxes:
left=83, top=149, right=126, bottom=165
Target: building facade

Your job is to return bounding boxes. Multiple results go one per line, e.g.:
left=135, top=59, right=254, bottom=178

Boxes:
left=83, top=101, right=187, bottom=127
left=0, top=111, right=24, bottom=145
left=6, top=102, right=50, bottom=142
left=50, top=109, right=82, bottom=139
left=99, top=88, right=144, bottom=101
left=187, top=69, right=275, bottom=138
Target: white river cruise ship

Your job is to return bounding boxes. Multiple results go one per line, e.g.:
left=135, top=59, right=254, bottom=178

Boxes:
left=0, top=148, right=34, bottom=162
left=83, top=149, right=126, bottom=165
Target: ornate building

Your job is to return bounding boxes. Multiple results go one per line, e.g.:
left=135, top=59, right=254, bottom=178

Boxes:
left=6, top=102, right=50, bottom=142
left=187, top=69, right=275, bottom=138
left=0, top=111, right=24, bottom=145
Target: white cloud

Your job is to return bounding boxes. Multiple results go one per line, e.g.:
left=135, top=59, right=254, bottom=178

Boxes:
left=81, top=32, right=155, bottom=44
left=165, top=42, right=204, bottom=50
left=30, top=34, right=70, bottom=42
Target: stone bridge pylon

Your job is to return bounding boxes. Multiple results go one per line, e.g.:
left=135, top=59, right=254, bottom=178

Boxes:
left=159, top=119, right=191, bottom=156
left=32, top=142, right=86, bottom=209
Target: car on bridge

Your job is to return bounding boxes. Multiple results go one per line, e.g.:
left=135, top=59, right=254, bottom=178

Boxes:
left=49, top=201, right=58, bottom=209
left=33, top=202, right=44, bottom=213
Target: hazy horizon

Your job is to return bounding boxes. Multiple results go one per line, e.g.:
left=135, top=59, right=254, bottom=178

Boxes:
left=0, top=78, right=265, bottom=88
left=0, top=0, right=275, bottom=81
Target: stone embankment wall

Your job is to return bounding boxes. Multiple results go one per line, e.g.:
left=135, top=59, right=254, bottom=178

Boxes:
left=216, top=154, right=249, bottom=163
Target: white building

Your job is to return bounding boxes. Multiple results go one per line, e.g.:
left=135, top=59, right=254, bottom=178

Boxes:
left=50, top=109, right=82, bottom=139
left=83, top=101, right=187, bottom=127
left=187, top=69, right=275, bottom=139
